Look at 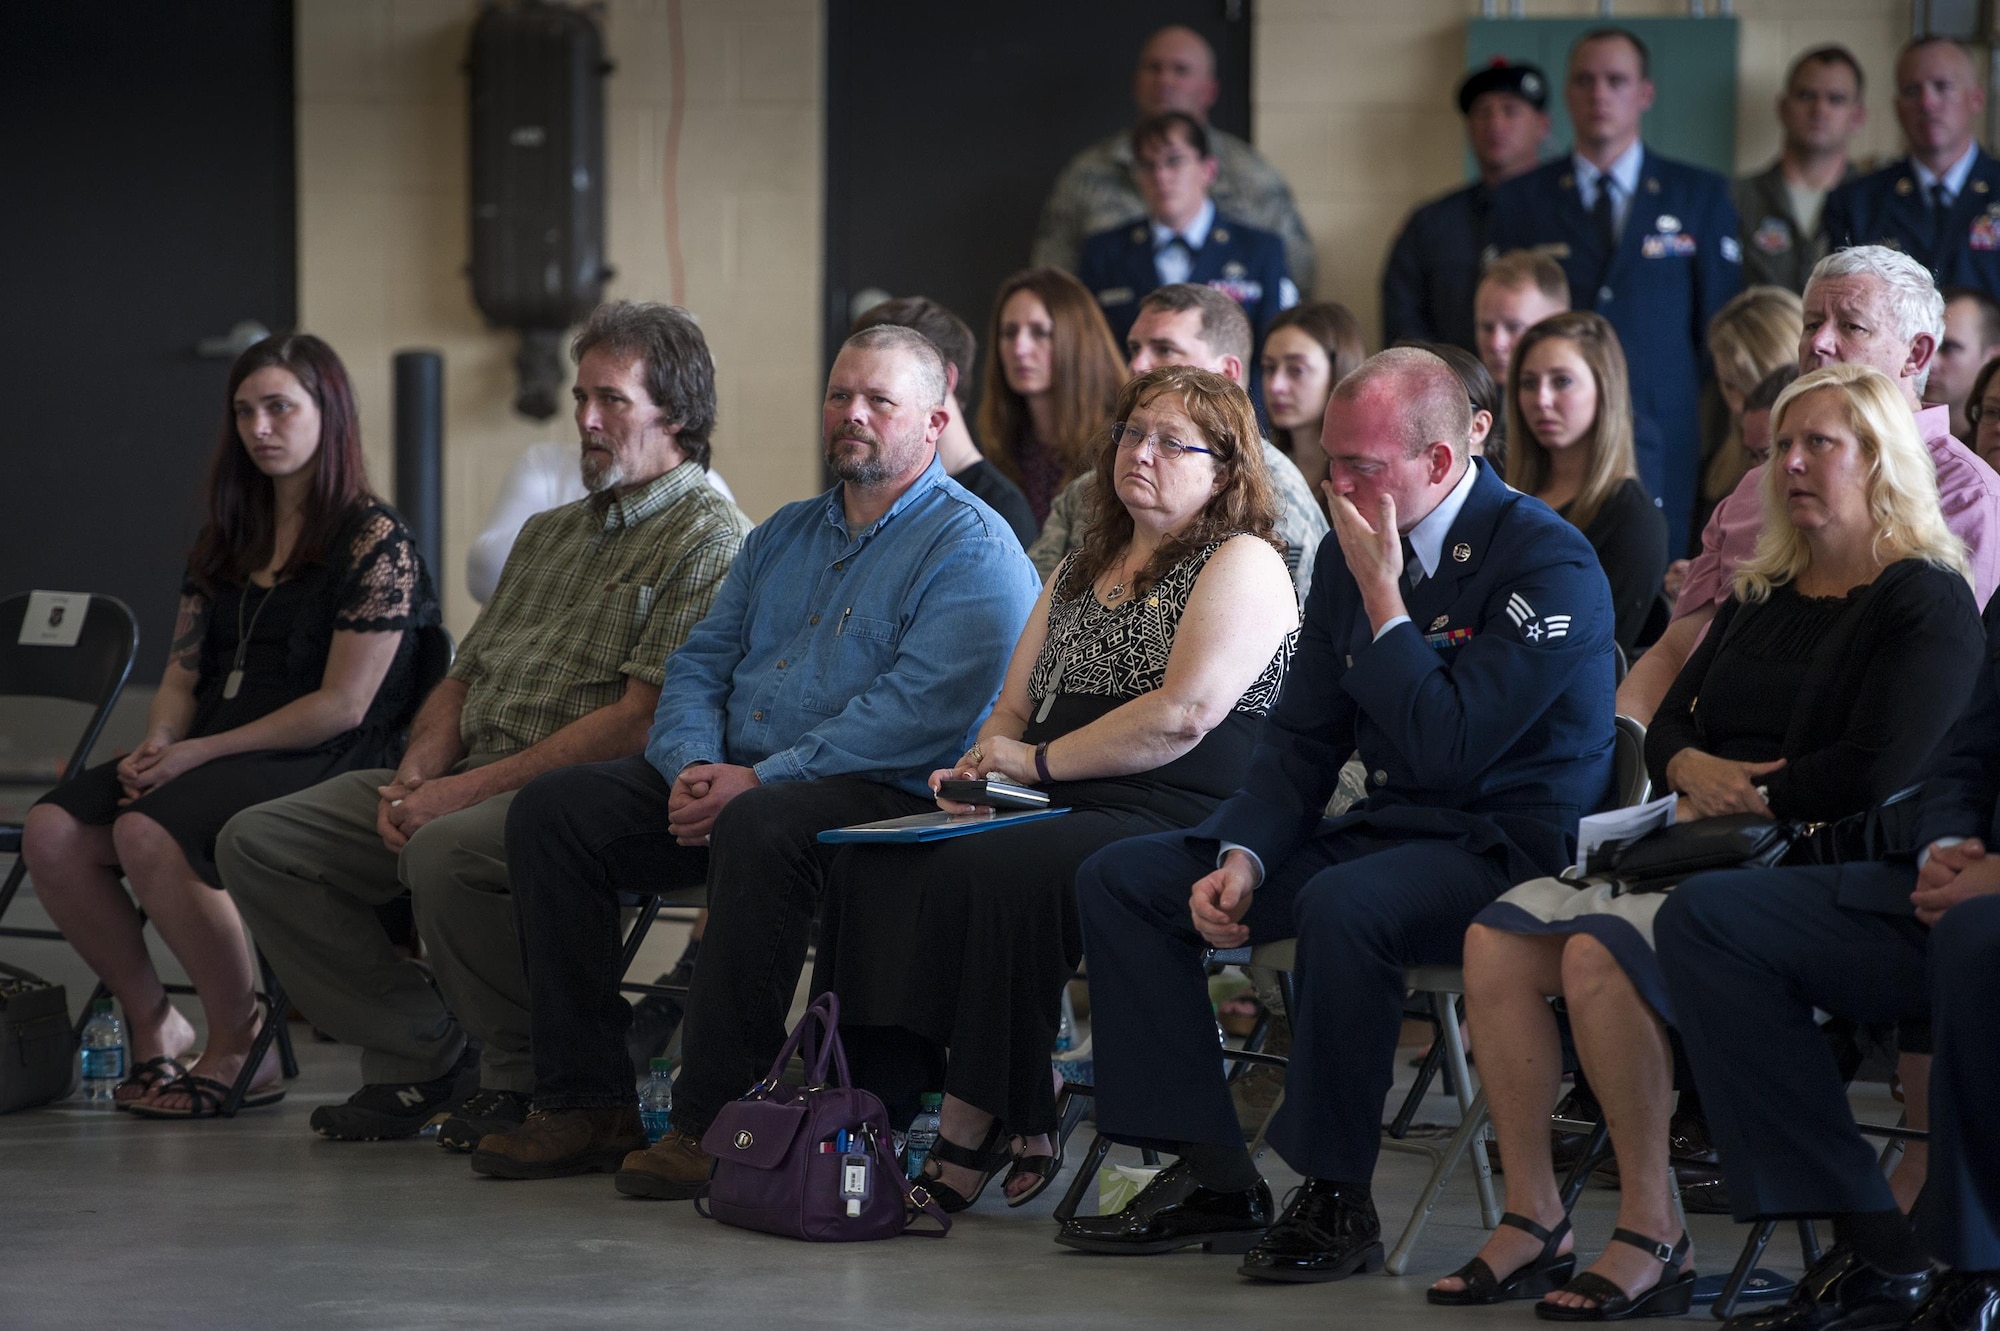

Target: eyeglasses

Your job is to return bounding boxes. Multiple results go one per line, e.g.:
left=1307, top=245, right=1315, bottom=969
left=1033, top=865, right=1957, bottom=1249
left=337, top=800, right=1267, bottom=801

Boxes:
left=1110, top=421, right=1216, bottom=460
left=1968, top=398, right=2000, bottom=427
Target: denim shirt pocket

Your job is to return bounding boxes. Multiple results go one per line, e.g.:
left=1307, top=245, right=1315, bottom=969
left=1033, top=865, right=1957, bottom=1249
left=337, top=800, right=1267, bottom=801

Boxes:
left=799, top=613, right=899, bottom=714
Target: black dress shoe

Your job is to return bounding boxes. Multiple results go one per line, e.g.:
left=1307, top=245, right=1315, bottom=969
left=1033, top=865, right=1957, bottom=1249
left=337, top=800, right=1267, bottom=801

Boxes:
left=1723, top=1242, right=1933, bottom=1330
left=1238, top=1179, right=1385, bottom=1283
left=1907, top=1272, right=2000, bottom=1331
left=1054, top=1159, right=1272, bottom=1255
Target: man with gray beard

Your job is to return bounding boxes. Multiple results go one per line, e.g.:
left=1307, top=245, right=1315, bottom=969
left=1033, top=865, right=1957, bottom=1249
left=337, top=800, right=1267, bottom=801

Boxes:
left=467, top=324, right=1042, bottom=1185
left=220, top=301, right=753, bottom=1143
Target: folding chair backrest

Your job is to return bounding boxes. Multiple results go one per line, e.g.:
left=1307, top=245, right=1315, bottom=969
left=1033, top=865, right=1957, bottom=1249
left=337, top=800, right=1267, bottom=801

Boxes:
left=0, top=592, right=140, bottom=783
left=1612, top=713, right=1650, bottom=810
left=392, top=623, right=456, bottom=737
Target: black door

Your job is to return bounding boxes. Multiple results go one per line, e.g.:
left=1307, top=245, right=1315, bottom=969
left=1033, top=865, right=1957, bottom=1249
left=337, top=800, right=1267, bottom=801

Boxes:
left=0, top=4, right=297, bottom=669
left=823, top=3, right=1252, bottom=395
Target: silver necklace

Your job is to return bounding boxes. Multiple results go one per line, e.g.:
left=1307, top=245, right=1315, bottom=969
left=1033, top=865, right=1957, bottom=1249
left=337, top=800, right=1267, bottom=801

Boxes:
left=224, top=581, right=276, bottom=700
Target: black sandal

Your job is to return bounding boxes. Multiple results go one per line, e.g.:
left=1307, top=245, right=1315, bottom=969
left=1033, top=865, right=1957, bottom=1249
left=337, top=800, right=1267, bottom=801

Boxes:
left=113, top=1055, right=190, bottom=1110
left=1430, top=1211, right=1576, bottom=1305
left=917, top=1119, right=1011, bottom=1213
left=126, top=1072, right=286, bottom=1120
left=1535, top=1228, right=1695, bottom=1321
left=1004, top=1087, right=1090, bottom=1209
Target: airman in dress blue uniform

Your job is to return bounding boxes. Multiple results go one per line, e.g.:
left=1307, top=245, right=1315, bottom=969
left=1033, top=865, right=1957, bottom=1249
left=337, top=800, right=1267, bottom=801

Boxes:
left=1382, top=59, right=1552, bottom=353
left=1488, top=28, right=1741, bottom=558
left=1659, top=597, right=2000, bottom=1330
left=1078, top=111, right=1297, bottom=351
left=1823, top=39, right=2000, bottom=303
left=1056, top=350, right=1616, bottom=1283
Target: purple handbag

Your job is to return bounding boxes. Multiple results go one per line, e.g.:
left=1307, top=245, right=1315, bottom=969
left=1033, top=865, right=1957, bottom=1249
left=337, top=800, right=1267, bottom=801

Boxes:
left=697, top=993, right=951, bottom=1241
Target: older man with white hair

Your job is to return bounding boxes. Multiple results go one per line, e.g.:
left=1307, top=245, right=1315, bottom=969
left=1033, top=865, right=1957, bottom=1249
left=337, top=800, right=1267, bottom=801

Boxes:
left=1619, top=244, right=2000, bottom=727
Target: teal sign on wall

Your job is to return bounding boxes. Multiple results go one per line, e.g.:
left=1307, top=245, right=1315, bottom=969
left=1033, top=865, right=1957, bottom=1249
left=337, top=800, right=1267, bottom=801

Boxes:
left=1464, top=17, right=1739, bottom=180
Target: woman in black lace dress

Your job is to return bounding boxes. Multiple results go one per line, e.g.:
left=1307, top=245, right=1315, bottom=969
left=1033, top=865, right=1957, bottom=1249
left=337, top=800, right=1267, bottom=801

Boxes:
left=22, top=334, right=438, bottom=1117
left=812, top=365, right=1300, bottom=1210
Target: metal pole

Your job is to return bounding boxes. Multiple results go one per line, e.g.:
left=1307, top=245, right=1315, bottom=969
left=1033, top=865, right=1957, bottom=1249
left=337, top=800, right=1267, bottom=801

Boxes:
left=393, top=350, right=445, bottom=582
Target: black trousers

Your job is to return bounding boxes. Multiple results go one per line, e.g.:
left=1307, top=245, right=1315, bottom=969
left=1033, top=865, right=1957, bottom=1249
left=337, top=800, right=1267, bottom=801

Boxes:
left=1655, top=865, right=1972, bottom=1225
left=504, top=754, right=926, bottom=1126
left=1923, top=892, right=2000, bottom=1271
left=1075, top=827, right=1510, bottom=1183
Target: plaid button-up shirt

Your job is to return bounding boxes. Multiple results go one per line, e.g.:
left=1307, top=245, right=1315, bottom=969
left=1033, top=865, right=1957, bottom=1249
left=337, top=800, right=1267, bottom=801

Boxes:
left=450, top=459, right=751, bottom=756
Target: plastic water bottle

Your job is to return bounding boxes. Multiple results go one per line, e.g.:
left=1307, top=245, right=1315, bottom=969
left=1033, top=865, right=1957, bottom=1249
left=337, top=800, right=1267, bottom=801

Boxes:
left=639, top=1058, right=674, bottom=1143
left=904, top=1092, right=943, bottom=1180
left=80, top=999, right=125, bottom=1103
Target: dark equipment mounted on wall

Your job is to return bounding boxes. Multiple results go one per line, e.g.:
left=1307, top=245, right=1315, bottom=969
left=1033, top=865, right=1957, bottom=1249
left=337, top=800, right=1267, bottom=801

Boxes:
left=467, top=0, right=613, bottom=420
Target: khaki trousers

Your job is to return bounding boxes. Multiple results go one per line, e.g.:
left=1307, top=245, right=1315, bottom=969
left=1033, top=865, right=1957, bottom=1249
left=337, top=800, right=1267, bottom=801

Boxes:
left=217, top=760, right=532, bottom=1090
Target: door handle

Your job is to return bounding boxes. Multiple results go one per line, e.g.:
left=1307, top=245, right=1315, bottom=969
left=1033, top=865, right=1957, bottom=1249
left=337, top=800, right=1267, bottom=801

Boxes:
left=196, top=319, right=272, bottom=359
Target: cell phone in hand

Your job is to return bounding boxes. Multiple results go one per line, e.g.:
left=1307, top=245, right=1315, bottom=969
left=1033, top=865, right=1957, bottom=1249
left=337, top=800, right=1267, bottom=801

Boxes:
left=936, top=777, right=1050, bottom=810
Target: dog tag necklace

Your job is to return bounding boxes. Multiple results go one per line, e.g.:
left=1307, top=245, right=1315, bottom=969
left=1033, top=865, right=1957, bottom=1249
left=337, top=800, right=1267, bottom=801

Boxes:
left=223, top=581, right=275, bottom=700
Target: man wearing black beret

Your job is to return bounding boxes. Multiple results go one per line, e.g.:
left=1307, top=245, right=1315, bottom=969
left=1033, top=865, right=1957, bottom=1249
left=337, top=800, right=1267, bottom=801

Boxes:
left=1380, top=59, right=1551, bottom=353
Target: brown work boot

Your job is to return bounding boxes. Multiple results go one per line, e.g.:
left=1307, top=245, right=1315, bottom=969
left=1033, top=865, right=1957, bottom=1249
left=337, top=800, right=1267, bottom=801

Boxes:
left=469, top=1106, right=647, bottom=1180
left=614, top=1125, right=714, bottom=1200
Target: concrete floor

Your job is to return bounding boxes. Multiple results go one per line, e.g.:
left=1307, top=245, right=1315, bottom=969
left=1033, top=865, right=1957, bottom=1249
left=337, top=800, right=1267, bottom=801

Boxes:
left=0, top=878, right=1886, bottom=1331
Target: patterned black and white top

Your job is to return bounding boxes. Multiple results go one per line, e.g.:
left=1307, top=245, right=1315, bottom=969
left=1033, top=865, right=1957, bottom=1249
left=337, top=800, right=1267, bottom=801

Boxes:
left=1029, top=539, right=1294, bottom=718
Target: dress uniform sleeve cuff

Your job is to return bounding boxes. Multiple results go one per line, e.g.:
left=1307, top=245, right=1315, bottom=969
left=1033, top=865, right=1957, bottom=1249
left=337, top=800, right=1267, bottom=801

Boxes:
left=1373, top=613, right=1411, bottom=642
left=1217, top=841, right=1266, bottom=887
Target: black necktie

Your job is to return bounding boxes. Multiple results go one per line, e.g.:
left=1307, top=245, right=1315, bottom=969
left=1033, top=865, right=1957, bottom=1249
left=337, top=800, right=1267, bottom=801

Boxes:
left=1592, top=179, right=1618, bottom=255
left=1401, top=536, right=1424, bottom=592
left=1932, top=183, right=1954, bottom=256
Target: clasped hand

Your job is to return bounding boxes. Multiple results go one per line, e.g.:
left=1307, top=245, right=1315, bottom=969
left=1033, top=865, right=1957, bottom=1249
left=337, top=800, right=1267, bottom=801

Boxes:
left=375, top=771, right=477, bottom=852
left=1913, top=838, right=2000, bottom=926
left=1665, top=750, right=1786, bottom=819
left=1187, top=850, right=1258, bottom=949
left=667, top=762, right=760, bottom=846
left=116, top=734, right=211, bottom=804
left=929, top=738, right=1037, bottom=811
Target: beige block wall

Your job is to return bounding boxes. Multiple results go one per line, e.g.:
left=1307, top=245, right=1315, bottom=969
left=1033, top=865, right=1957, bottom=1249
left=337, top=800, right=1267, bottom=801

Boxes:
left=296, top=0, right=823, bottom=638
left=1258, top=0, right=1921, bottom=342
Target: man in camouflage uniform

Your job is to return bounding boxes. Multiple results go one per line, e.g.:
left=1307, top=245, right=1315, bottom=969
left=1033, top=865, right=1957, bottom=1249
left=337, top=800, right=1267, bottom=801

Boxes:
left=1033, top=25, right=1316, bottom=298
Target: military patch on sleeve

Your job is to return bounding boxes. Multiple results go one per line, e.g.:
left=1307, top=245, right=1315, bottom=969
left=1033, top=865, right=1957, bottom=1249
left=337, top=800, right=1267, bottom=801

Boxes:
left=1506, top=592, right=1572, bottom=644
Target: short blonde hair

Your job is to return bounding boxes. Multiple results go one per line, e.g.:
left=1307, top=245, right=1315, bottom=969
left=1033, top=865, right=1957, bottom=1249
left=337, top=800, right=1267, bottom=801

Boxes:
left=1733, top=363, right=1971, bottom=601
left=1709, top=286, right=1804, bottom=400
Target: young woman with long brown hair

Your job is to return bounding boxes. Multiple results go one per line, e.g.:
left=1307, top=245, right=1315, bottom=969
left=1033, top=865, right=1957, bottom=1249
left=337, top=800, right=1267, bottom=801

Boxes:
left=22, top=334, right=438, bottom=1118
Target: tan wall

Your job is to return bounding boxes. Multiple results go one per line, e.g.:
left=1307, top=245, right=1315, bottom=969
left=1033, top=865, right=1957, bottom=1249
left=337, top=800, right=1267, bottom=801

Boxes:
left=296, top=0, right=823, bottom=638
left=1257, top=0, right=1920, bottom=342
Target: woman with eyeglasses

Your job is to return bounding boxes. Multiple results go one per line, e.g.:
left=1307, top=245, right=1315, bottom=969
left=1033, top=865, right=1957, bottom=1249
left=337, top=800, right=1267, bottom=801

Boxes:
left=1965, top=354, right=2000, bottom=474
left=810, top=365, right=1299, bottom=1213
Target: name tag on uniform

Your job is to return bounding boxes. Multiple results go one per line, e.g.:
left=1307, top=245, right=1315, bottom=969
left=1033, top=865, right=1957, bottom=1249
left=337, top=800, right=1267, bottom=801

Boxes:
left=1096, top=287, right=1135, bottom=307
left=1642, top=233, right=1697, bottom=259
left=1422, top=627, right=1474, bottom=649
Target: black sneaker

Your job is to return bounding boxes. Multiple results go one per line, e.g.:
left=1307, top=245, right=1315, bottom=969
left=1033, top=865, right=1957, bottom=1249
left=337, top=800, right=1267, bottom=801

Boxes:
left=310, top=1047, right=477, bottom=1141
left=436, top=1088, right=531, bottom=1153
left=625, top=937, right=701, bottom=1079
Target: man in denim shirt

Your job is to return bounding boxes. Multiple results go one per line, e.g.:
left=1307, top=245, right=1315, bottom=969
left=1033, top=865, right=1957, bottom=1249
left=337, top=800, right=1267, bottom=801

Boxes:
left=471, top=325, right=1041, bottom=1185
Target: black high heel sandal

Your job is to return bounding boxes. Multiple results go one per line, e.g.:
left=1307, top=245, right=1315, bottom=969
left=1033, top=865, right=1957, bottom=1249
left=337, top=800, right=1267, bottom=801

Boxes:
left=1430, top=1212, right=1577, bottom=1306
left=1002, top=1085, right=1089, bottom=1209
left=1535, top=1228, right=1695, bottom=1322
left=917, top=1118, right=1011, bottom=1213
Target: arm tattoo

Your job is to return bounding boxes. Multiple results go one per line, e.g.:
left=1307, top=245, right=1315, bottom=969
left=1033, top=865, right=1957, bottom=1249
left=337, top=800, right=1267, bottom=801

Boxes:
left=170, top=593, right=209, bottom=672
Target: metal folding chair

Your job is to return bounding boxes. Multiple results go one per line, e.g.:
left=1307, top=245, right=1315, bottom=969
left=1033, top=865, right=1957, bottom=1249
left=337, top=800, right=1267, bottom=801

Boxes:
left=0, top=591, right=139, bottom=932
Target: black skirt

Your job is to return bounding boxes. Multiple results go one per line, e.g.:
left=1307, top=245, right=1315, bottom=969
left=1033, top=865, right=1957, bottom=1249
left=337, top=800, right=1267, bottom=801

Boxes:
left=35, top=739, right=393, bottom=887
left=810, top=775, right=1218, bottom=1135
